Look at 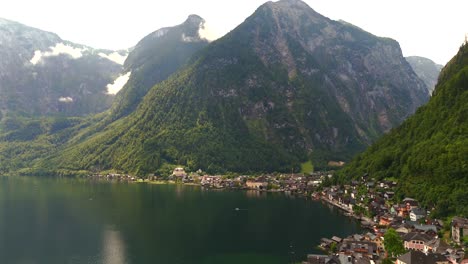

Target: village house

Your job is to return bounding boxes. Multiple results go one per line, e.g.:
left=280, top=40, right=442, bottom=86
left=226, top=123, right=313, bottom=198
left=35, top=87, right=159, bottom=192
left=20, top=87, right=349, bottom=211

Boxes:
left=403, top=198, right=419, bottom=210
left=396, top=251, right=449, bottom=264
left=451, top=217, right=468, bottom=245
left=339, top=240, right=378, bottom=259
left=397, top=204, right=410, bottom=217
left=172, top=167, right=187, bottom=178
left=413, top=224, right=438, bottom=236
left=395, top=223, right=412, bottom=234
left=410, top=208, right=426, bottom=222
left=384, top=191, right=394, bottom=200
left=444, top=248, right=466, bottom=264
left=245, top=180, right=268, bottom=190
left=378, top=214, right=395, bottom=226
left=304, top=254, right=331, bottom=264
left=200, top=175, right=222, bottom=187
left=403, top=232, right=440, bottom=254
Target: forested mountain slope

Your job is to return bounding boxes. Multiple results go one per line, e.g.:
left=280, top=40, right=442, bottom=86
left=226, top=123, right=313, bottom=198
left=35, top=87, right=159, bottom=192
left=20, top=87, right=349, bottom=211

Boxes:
left=41, top=0, right=429, bottom=175
left=340, top=43, right=468, bottom=217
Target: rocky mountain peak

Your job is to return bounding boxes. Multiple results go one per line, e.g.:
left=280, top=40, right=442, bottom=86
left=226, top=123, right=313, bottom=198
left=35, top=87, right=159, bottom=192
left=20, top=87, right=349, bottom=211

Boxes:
left=180, top=14, right=207, bottom=41
left=185, top=14, right=205, bottom=26
left=261, top=0, right=324, bottom=24
left=270, top=0, right=315, bottom=10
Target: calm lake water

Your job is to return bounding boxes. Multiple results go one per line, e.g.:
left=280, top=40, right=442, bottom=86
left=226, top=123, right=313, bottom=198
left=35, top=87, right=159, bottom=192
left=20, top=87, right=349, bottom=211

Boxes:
left=0, top=176, right=361, bottom=264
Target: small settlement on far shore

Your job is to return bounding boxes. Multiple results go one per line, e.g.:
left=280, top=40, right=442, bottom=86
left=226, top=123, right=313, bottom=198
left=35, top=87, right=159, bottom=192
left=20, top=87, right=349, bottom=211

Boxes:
left=90, top=168, right=467, bottom=264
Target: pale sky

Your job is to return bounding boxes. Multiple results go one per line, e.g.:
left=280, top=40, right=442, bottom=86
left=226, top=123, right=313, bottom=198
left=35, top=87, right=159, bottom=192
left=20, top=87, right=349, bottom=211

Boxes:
left=1, top=0, right=467, bottom=65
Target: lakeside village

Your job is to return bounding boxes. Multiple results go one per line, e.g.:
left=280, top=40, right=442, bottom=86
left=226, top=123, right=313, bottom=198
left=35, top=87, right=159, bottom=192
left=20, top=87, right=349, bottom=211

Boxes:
left=91, top=168, right=467, bottom=264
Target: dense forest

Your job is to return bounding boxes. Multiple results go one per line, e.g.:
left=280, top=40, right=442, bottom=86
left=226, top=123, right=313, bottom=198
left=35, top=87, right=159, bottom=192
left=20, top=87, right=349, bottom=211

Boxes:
left=338, top=43, right=468, bottom=217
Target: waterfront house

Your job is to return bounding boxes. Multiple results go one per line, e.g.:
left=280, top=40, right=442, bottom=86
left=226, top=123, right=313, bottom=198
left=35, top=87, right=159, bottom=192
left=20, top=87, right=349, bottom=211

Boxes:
left=320, top=238, right=334, bottom=249
left=332, top=236, right=343, bottom=243
left=328, top=192, right=338, bottom=202
left=246, top=180, right=268, bottom=190
left=172, top=167, right=187, bottom=178
left=304, top=254, right=331, bottom=264
left=339, top=240, right=377, bottom=259
left=451, top=217, right=468, bottom=245
left=200, top=175, right=222, bottom=187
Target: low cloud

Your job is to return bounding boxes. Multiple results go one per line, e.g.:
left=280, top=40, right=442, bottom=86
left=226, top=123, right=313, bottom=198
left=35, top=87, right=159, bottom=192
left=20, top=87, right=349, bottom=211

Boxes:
left=30, top=43, right=86, bottom=65
left=107, top=72, right=131, bottom=94
left=198, top=20, right=219, bottom=41
left=181, top=20, right=220, bottom=43
left=98, top=52, right=128, bottom=65
left=181, top=33, right=199, bottom=43
left=58, top=96, right=74, bottom=103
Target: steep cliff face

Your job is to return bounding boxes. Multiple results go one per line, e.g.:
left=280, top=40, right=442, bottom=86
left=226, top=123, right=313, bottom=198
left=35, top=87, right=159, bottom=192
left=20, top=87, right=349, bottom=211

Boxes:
left=45, top=0, right=429, bottom=174
left=0, top=18, right=126, bottom=119
left=340, top=43, right=468, bottom=217
left=406, top=56, right=443, bottom=94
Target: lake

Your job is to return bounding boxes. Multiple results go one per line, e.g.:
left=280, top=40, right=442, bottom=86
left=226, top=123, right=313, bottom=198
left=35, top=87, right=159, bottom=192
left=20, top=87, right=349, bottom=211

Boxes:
left=0, top=176, right=361, bottom=264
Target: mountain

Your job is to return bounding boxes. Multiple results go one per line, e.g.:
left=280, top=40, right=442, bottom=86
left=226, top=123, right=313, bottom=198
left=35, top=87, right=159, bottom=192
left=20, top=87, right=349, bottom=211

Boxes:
left=339, top=43, right=468, bottom=217
left=0, top=18, right=127, bottom=119
left=0, top=15, right=211, bottom=174
left=406, top=56, right=443, bottom=94
left=41, top=0, right=429, bottom=175
left=109, top=15, right=210, bottom=120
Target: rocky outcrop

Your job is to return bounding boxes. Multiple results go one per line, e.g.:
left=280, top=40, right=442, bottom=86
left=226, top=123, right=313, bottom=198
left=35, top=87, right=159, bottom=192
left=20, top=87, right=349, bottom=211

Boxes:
left=406, top=56, right=443, bottom=94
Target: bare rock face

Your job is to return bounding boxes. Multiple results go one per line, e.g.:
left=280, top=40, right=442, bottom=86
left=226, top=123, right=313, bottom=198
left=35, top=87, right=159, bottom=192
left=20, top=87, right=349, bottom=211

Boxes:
left=0, top=18, right=126, bottom=118
left=406, top=56, right=443, bottom=94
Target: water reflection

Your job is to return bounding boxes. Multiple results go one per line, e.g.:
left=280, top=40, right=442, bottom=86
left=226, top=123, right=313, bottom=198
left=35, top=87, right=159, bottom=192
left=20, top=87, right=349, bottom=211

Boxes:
left=245, top=190, right=267, bottom=198
left=101, top=227, right=127, bottom=264
left=0, top=177, right=362, bottom=264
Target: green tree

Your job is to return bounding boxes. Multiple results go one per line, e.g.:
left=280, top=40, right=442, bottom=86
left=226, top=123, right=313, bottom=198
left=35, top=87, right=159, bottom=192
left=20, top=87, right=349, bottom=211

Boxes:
left=329, top=242, right=337, bottom=254
left=383, top=228, right=406, bottom=258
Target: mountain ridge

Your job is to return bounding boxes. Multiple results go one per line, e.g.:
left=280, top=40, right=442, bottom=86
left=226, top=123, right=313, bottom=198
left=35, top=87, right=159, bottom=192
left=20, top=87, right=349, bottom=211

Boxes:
left=37, top=0, right=429, bottom=175
left=0, top=17, right=127, bottom=119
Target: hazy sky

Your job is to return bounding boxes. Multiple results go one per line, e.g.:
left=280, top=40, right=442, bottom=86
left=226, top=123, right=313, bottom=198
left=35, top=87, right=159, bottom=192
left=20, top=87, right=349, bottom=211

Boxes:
left=1, top=0, right=467, bottom=65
